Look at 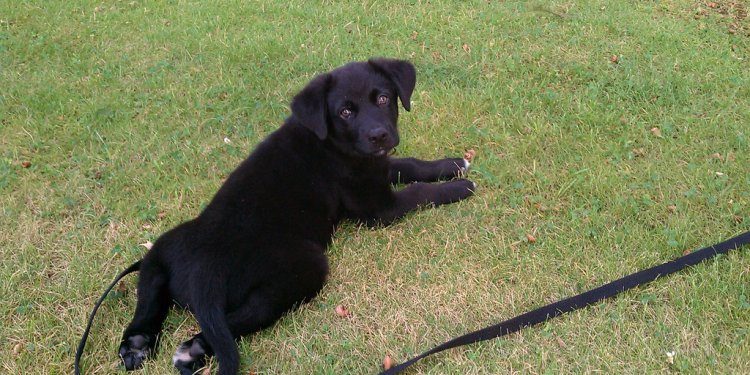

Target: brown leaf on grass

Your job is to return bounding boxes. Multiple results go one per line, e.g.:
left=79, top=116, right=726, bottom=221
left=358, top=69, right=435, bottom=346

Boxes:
left=116, top=281, right=129, bottom=295
left=383, top=355, right=396, bottom=370
left=526, top=234, right=537, bottom=243
left=157, top=211, right=167, bottom=220
left=682, top=249, right=692, bottom=256
left=707, top=2, right=719, bottom=9
left=556, top=337, right=567, bottom=348
left=667, top=205, right=678, bottom=214
left=12, top=342, right=22, bottom=356
left=21, top=161, right=31, bottom=168
left=411, top=31, right=418, bottom=41
left=650, top=127, right=662, bottom=138
left=609, top=54, right=619, bottom=64
left=463, top=149, right=477, bottom=161
left=335, top=304, right=351, bottom=318
left=710, top=152, right=723, bottom=160
left=462, top=43, right=471, bottom=53
left=632, top=148, right=646, bottom=157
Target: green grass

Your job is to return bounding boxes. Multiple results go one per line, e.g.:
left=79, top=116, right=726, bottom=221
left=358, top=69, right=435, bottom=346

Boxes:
left=2, top=0, right=749, bottom=373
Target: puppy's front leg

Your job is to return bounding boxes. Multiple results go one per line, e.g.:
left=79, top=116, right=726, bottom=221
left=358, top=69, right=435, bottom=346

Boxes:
left=388, top=157, right=470, bottom=184
left=368, top=179, right=475, bottom=226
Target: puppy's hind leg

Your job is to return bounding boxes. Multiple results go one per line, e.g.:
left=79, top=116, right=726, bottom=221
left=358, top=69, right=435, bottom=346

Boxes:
left=172, top=333, right=213, bottom=375
left=180, top=279, right=240, bottom=375
left=119, top=261, right=172, bottom=370
left=173, top=289, right=314, bottom=374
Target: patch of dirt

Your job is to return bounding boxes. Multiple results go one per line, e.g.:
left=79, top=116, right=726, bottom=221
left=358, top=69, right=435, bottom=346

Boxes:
left=694, top=1, right=749, bottom=36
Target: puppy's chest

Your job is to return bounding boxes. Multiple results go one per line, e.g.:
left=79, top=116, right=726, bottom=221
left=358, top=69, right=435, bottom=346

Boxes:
left=334, top=173, right=390, bottom=213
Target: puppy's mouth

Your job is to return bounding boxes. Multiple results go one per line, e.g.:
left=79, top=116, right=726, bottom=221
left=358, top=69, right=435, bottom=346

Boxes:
left=371, top=146, right=397, bottom=157
left=373, top=149, right=389, bottom=157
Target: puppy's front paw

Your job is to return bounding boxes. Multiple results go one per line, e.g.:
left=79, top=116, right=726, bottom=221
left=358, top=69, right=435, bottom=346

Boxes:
left=446, top=157, right=471, bottom=178
left=440, top=179, right=476, bottom=203
left=119, top=334, right=154, bottom=370
left=459, top=158, right=471, bottom=175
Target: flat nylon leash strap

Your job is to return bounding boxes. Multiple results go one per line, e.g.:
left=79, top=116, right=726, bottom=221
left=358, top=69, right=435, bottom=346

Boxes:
left=379, top=230, right=750, bottom=375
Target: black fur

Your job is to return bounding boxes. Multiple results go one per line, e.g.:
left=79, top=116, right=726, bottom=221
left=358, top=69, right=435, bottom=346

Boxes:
left=86, top=59, right=475, bottom=374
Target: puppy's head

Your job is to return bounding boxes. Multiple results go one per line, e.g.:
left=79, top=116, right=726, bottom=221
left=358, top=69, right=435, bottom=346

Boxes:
left=291, top=58, right=416, bottom=158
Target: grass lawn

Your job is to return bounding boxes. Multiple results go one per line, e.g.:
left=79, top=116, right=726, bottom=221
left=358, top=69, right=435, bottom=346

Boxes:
left=2, top=0, right=749, bottom=373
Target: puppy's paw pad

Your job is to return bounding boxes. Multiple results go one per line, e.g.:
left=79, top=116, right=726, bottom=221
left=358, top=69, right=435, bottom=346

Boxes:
left=173, top=337, right=208, bottom=374
left=119, top=334, right=152, bottom=370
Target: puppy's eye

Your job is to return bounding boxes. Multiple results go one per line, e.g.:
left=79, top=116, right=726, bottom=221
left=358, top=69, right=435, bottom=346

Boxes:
left=339, top=108, right=352, bottom=119
left=377, top=95, right=389, bottom=106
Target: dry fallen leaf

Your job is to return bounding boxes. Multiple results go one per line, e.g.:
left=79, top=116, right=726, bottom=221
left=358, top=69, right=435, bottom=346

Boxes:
left=610, top=54, right=619, bottom=64
left=12, top=343, right=22, bottom=356
left=650, top=127, right=662, bottom=138
left=526, top=234, right=537, bottom=243
left=710, top=152, right=723, bottom=160
left=383, top=355, right=396, bottom=370
left=707, top=2, right=718, bottom=9
left=116, top=281, right=129, bottom=295
left=411, top=31, right=418, bottom=41
left=463, top=149, right=477, bottom=161
left=21, top=161, right=31, bottom=168
left=335, top=304, right=351, bottom=318
left=667, top=205, right=677, bottom=214
left=682, top=249, right=692, bottom=256
left=462, top=43, right=471, bottom=53
left=556, top=337, right=567, bottom=348
left=666, top=351, right=676, bottom=364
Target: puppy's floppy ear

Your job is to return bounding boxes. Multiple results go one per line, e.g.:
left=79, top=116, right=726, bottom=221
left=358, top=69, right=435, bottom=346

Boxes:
left=291, top=73, right=333, bottom=140
left=368, top=58, right=416, bottom=111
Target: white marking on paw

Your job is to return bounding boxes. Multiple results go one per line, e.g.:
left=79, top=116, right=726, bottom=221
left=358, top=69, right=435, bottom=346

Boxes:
left=172, top=345, right=193, bottom=365
left=463, top=158, right=471, bottom=170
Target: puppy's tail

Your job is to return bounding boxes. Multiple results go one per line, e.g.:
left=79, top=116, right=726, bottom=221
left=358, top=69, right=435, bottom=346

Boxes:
left=192, top=288, right=240, bottom=375
left=74, top=260, right=141, bottom=375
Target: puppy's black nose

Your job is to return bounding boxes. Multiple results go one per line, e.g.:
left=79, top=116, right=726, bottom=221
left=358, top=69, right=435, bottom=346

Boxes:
left=367, top=128, right=390, bottom=146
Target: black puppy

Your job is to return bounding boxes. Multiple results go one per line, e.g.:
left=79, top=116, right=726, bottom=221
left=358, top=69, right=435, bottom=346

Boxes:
left=85, top=58, right=475, bottom=375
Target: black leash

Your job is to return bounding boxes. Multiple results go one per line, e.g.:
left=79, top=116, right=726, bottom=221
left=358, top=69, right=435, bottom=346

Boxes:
left=75, top=260, right=141, bottom=375
left=380, top=230, right=750, bottom=374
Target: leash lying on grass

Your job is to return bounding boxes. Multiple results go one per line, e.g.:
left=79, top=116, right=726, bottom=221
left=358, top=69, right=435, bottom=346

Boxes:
left=379, top=230, right=750, bottom=374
